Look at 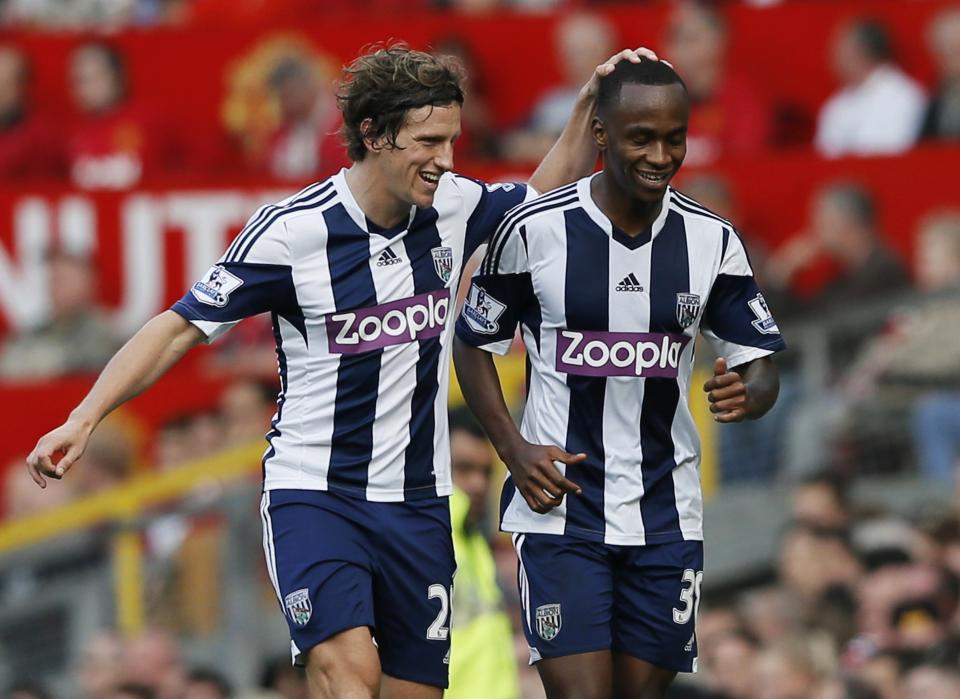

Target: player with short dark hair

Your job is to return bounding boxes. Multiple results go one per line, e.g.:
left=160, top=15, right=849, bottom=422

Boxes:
left=453, top=57, right=784, bottom=698
left=28, top=42, right=660, bottom=699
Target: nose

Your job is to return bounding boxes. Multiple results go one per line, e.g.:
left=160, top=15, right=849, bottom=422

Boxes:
left=436, top=141, right=454, bottom=172
left=646, top=140, right=672, bottom=168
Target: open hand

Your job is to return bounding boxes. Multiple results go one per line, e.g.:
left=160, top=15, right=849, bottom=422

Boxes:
left=582, top=47, right=669, bottom=99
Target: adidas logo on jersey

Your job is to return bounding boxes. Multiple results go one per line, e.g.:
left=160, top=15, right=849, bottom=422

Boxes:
left=615, top=273, right=644, bottom=292
left=376, top=248, right=402, bottom=267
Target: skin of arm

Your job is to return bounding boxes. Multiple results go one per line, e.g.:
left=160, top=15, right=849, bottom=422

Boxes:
left=27, top=310, right=206, bottom=487
left=453, top=337, right=584, bottom=514
left=528, top=48, right=658, bottom=194
left=703, top=356, right=780, bottom=423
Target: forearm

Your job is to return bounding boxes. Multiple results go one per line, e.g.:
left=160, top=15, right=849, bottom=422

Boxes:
left=69, top=310, right=205, bottom=429
left=452, top=339, right=525, bottom=458
left=735, top=356, right=780, bottom=419
left=527, top=87, right=598, bottom=194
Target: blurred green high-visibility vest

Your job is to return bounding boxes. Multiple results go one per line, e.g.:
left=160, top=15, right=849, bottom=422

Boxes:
left=446, top=487, right=520, bottom=699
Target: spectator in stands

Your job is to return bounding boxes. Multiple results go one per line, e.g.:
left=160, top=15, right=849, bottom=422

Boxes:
left=922, top=7, right=960, bottom=141
left=68, top=42, right=183, bottom=189
left=70, top=418, right=134, bottom=496
left=261, top=54, right=346, bottom=181
left=219, top=379, right=277, bottom=446
left=184, top=669, right=232, bottom=699
left=664, top=1, right=773, bottom=165
left=815, top=18, right=926, bottom=158
left=766, top=183, right=909, bottom=315
left=702, top=629, right=760, bottom=699
left=76, top=631, right=125, bottom=699
left=900, top=663, right=960, bottom=699
left=749, top=638, right=826, bottom=699
left=433, top=35, right=497, bottom=160
left=106, top=686, right=155, bottom=699
left=122, top=630, right=187, bottom=699
left=791, top=472, right=852, bottom=531
left=811, top=675, right=882, bottom=699
left=3, top=683, right=53, bottom=699
left=257, top=656, right=308, bottom=699
left=446, top=407, right=520, bottom=699
left=500, top=11, right=615, bottom=163
left=0, top=45, right=63, bottom=180
left=0, top=250, right=120, bottom=380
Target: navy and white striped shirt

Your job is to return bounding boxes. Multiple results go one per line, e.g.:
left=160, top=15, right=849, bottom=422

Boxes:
left=173, top=168, right=531, bottom=501
left=456, top=175, right=785, bottom=544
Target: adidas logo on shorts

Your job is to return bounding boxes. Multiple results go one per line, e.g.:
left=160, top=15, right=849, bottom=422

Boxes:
left=615, top=273, right=644, bottom=292
left=377, top=248, right=403, bottom=267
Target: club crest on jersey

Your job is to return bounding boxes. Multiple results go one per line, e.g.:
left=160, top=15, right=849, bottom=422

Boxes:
left=191, top=265, right=243, bottom=307
left=536, top=604, right=562, bottom=641
left=284, top=588, right=312, bottom=626
left=462, top=285, right=507, bottom=335
left=748, top=293, right=780, bottom=334
left=431, top=246, right=454, bottom=283
left=676, top=293, right=701, bottom=329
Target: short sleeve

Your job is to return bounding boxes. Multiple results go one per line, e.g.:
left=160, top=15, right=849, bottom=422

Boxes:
left=455, top=223, right=533, bottom=356
left=170, top=212, right=303, bottom=343
left=701, top=232, right=786, bottom=367
left=454, top=175, right=537, bottom=258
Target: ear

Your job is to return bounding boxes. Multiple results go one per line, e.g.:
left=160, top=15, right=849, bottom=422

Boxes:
left=591, top=116, right=607, bottom=152
left=360, top=117, right=382, bottom=154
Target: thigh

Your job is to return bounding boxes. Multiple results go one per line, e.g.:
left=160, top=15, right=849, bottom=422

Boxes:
left=371, top=497, right=457, bottom=690
left=305, top=626, right=381, bottom=699
left=538, top=651, right=613, bottom=699
left=514, top=533, right=614, bottom=663
left=379, top=675, right=444, bottom=699
left=261, top=490, right=377, bottom=663
left=612, top=653, right=676, bottom=699
left=612, top=540, right=704, bottom=674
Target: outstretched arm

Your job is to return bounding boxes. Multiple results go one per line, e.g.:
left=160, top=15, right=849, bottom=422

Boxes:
left=528, top=47, right=659, bottom=193
left=453, top=337, right=584, bottom=514
left=27, top=311, right=205, bottom=487
left=703, top=356, right=780, bottom=423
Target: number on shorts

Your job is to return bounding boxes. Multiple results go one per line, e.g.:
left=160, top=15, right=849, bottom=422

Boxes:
left=426, top=583, right=452, bottom=640
left=672, top=569, right=703, bottom=625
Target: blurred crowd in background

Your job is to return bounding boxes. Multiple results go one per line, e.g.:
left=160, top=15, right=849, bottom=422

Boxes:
left=0, top=0, right=959, bottom=698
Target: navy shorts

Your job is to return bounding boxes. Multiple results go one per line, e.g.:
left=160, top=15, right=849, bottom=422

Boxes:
left=513, top=533, right=703, bottom=673
left=260, top=489, right=455, bottom=688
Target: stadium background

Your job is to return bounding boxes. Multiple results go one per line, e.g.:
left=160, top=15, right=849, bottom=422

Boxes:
left=0, top=0, right=959, bottom=697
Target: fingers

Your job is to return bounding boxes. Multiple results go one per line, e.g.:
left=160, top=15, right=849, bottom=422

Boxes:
left=707, top=382, right=746, bottom=402
left=55, top=444, right=83, bottom=478
left=596, top=47, right=660, bottom=77
left=26, top=450, right=46, bottom=489
left=713, top=408, right=747, bottom=423
left=714, top=357, right=727, bottom=377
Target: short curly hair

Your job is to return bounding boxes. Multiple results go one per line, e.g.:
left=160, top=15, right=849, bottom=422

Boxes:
left=337, top=44, right=465, bottom=162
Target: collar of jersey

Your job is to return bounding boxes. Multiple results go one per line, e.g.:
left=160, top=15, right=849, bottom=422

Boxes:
left=578, top=174, right=672, bottom=250
left=334, top=167, right=417, bottom=236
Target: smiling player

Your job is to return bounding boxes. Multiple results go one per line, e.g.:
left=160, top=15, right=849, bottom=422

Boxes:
left=454, top=58, right=785, bottom=699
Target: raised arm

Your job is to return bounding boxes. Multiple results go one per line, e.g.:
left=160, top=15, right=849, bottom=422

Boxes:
left=27, top=310, right=205, bottom=487
left=528, top=47, right=659, bottom=193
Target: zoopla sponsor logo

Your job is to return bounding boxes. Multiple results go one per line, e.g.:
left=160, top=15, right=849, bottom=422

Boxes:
left=327, top=290, right=450, bottom=353
left=555, top=329, right=690, bottom=378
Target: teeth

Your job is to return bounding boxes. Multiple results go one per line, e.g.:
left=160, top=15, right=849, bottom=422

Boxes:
left=421, top=172, right=439, bottom=183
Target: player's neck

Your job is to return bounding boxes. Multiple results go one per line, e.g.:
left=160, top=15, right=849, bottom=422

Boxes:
left=345, top=161, right=411, bottom=230
left=592, top=171, right=663, bottom=236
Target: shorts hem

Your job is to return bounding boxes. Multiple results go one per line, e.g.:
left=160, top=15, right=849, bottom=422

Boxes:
left=529, top=642, right=611, bottom=663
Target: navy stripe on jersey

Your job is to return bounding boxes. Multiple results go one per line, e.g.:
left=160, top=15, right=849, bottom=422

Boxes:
left=402, top=208, right=446, bottom=497
left=262, top=312, right=288, bottom=475
left=483, top=184, right=579, bottom=274
left=562, top=208, right=609, bottom=538
left=324, top=203, right=380, bottom=492
left=461, top=178, right=529, bottom=262
left=226, top=182, right=333, bottom=262
left=639, top=210, right=687, bottom=540
left=721, top=227, right=730, bottom=263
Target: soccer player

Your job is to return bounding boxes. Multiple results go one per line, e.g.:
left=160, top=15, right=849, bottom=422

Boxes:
left=26, top=44, right=658, bottom=699
left=453, top=58, right=784, bottom=699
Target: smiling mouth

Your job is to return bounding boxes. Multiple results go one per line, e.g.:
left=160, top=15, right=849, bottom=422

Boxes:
left=637, top=170, right=671, bottom=186
left=419, top=171, right=441, bottom=186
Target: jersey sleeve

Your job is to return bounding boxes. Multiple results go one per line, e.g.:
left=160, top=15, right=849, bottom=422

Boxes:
left=455, top=221, right=534, bottom=356
left=454, top=175, right=537, bottom=258
left=701, top=231, right=786, bottom=367
left=170, top=210, right=302, bottom=343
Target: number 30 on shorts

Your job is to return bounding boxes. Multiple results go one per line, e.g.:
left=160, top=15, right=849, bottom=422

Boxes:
left=426, top=583, right=453, bottom=640
left=672, top=569, right=703, bottom=625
